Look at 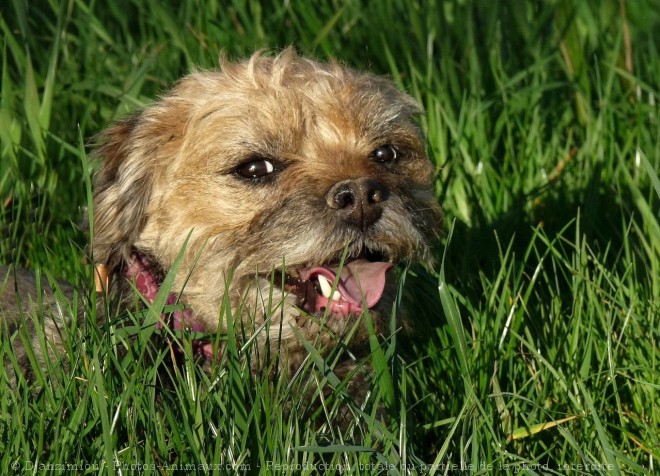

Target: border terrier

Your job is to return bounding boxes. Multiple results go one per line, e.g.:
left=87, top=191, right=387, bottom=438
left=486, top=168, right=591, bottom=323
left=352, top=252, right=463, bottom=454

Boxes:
left=1, top=48, right=442, bottom=410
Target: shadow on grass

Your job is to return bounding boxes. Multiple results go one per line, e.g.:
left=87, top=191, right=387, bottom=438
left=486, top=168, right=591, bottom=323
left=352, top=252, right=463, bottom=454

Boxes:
left=401, top=162, right=657, bottom=458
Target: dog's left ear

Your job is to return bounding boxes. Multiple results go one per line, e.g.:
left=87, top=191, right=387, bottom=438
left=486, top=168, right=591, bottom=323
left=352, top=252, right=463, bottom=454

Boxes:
left=90, top=112, right=153, bottom=272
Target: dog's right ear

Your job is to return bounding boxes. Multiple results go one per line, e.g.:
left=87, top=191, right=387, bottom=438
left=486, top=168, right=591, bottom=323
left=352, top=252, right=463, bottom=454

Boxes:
left=91, top=112, right=152, bottom=271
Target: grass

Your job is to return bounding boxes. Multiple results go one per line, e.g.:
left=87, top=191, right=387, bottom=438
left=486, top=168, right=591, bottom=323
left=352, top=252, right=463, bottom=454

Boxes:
left=1, top=0, right=659, bottom=473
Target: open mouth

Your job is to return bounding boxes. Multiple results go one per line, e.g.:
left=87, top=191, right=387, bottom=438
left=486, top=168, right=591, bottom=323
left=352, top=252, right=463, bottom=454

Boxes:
left=275, top=252, right=394, bottom=318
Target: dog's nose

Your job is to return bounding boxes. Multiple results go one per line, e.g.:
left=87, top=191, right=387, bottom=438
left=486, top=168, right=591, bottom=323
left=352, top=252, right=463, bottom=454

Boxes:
left=326, top=178, right=389, bottom=230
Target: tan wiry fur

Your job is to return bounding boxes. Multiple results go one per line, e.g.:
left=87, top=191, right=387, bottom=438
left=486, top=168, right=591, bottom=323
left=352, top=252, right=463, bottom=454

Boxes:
left=2, top=49, right=442, bottom=407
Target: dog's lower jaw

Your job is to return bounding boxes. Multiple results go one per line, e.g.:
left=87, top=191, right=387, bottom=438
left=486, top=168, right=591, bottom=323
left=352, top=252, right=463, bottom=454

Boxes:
left=238, top=277, right=341, bottom=359
left=187, top=273, right=392, bottom=378
left=241, top=275, right=387, bottom=426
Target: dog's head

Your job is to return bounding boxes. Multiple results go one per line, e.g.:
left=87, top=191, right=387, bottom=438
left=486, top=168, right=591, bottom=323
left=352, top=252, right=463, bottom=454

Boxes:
left=92, top=49, right=442, bottom=360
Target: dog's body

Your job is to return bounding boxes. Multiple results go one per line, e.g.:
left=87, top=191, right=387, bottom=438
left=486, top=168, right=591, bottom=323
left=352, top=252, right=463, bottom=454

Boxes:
left=1, top=49, right=442, bottom=406
left=1, top=266, right=74, bottom=383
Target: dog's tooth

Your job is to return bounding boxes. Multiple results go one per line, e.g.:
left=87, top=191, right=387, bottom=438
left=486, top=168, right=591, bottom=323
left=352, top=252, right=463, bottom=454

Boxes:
left=317, top=274, right=333, bottom=298
left=317, top=274, right=342, bottom=301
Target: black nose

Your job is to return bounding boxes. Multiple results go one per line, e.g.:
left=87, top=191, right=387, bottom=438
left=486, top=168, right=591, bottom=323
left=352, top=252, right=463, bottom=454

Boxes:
left=326, top=178, right=389, bottom=230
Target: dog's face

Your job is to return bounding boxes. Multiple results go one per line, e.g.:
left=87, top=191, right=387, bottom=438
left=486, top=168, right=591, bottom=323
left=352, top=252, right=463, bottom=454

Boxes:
left=92, top=49, right=442, bottom=365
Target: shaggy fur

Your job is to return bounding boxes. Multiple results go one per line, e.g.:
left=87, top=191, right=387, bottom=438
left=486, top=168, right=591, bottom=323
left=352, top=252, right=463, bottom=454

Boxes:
left=1, top=49, right=442, bottom=408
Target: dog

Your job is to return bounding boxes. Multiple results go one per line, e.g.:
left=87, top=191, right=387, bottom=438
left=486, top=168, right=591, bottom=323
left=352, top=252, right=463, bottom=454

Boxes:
left=1, top=48, right=442, bottom=415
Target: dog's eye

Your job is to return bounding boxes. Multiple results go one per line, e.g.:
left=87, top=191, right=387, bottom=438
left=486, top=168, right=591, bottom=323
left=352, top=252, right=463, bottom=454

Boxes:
left=370, top=144, right=398, bottom=163
left=235, top=159, right=276, bottom=180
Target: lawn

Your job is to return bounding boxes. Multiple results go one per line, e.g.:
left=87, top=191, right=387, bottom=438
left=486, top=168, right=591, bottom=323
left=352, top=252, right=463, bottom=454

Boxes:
left=1, top=0, right=658, bottom=474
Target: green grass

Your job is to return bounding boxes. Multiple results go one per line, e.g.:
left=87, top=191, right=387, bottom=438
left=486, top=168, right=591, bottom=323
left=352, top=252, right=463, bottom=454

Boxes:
left=1, top=0, right=659, bottom=473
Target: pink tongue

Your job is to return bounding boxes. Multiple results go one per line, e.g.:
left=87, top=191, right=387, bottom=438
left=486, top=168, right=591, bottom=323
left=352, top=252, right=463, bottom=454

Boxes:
left=299, top=260, right=393, bottom=309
